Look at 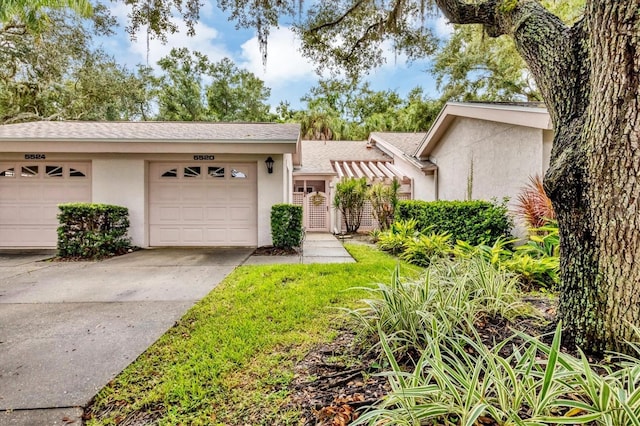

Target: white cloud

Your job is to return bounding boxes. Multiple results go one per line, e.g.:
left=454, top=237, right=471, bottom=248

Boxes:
left=239, top=27, right=317, bottom=88
left=106, top=3, right=232, bottom=69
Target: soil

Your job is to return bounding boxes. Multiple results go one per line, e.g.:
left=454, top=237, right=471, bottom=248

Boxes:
left=253, top=246, right=300, bottom=256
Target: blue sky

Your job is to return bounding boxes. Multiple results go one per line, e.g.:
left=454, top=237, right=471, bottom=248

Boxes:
left=99, top=2, right=453, bottom=110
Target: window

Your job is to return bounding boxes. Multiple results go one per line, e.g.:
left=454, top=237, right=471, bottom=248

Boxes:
left=46, top=165, right=63, bottom=178
left=69, top=168, right=86, bottom=178
left=231, top=168, right=247, bottom=179
left=0, top=167, right=15, bottom=177
left=21, top=165, right=39, bottom=178
left=208, top=166, right=225, bottom=178
left=184, top=166, right=201, bottom=178
left=161, top=168, right=178, bottom=178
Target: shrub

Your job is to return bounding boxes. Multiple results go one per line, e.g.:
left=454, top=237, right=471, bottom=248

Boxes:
left=376, top=219, right=420, bottom=254
left=396, top=199, right=512, bottom=245
left=334, top=177, right=367, bottom=233
left=57, top=203, right=131, bottom=259
left=270, top=204, right=303, bottom=248
left=367, top=179, right=400, bottom=230
left=399, top=232, right=451, bottom=267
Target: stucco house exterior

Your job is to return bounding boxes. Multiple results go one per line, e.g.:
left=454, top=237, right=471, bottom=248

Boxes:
left=297, top=102, right=553, bottom=234
left=0, top=102, right=553, bottom=248
left=0, top=121, right=300, bottom=248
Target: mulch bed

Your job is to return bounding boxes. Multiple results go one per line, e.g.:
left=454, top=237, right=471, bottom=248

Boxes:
left=252, top=246, right=300, bottom=256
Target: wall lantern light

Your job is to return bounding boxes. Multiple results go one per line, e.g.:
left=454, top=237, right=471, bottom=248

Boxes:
left=265, top=156, right=274, bottom=174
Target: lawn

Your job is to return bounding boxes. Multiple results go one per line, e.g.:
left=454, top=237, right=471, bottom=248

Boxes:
left=85, top=244, right=420, bottom=425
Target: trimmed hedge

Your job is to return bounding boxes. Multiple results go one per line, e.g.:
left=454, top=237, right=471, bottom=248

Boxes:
left=271, top=203, right=303, bottom=248
left=57, top=203, right=132, bottom=259
left=396, top=200, right=512, bottom=246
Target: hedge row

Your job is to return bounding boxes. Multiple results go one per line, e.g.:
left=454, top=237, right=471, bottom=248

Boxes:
left=57, top=203, right=131, bottom=259
left=395, top=200, right=512, bottom=246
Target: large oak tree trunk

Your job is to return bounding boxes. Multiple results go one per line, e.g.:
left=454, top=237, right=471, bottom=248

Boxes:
left=436, top=0, right=640, bottom=353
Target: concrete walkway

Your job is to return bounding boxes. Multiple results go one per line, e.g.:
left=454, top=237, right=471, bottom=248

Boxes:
left=0, top=248, right=252, bottom=426
left=243, top=233, right=355, bottom=265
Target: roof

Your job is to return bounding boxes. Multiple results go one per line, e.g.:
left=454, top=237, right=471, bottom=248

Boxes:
left=416, top=102, right=552, bottom=158
left=295, top=140, right=390, bottom=174
left=0, top=121, right=301, bottom=142
left=369, top=132, right=427, bottom=156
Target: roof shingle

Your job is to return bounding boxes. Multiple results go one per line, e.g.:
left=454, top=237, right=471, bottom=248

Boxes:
left=0, top=121, right=300, bottom=142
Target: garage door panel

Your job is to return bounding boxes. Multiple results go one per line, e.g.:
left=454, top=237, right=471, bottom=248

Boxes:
left=182, top=186, right=205, bottom=201
left=152, top=206, right=180, bottom=222
left=182, top=228, right=205, bottom=243
left=149, top=162, right=257, bottom=246
left=1, top=186, right=21, bottom=200
left=229, top=206, right=253, bottom=222
left=0, top=162, right=91, bottom=247
left=205, top=228, right=228, bottom=243
left=206, top=207, right=228, bottom=221
left=182, top=207, right=204, bottom=221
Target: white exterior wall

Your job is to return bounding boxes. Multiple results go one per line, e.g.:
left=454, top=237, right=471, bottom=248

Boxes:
left=92, top=159, right=147, bottom=247
left=430, top=117, right=545, bottom=205
left=390, top=155, right=437, bottom=201
left=257, top=153, right=286, bottom=246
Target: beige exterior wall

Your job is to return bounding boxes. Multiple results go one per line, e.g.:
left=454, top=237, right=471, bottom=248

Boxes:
left=543, top=129, right=554, bottom=171
left=430, top=116, right=545, bottom=206
left=390, top=155, right=437, bottom=201
left=92, top=159, right=147, bottom=246
left=257, top=153, right=286, bottom=246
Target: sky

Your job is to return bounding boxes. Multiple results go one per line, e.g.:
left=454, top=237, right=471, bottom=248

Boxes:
left=99, top=2, right=454, bottom=110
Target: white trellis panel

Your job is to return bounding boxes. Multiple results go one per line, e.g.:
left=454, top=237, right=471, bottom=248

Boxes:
left=305, top=192, right=329, bottom=232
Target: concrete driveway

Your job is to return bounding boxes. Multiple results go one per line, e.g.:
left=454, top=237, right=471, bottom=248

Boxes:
left=0, top=248, right=252, bottom=425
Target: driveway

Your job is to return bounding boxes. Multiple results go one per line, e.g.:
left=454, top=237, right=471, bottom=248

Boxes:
left=0, top=248, right=252, bottom=424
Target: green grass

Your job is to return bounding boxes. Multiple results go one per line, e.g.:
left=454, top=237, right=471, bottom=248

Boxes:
left=85, top=244, right=419, bottom=425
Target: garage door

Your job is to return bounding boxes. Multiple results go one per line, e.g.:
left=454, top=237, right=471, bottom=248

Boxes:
left=149, top=162, right=257, bottom=246
left=0, top=162, right=92, bottom=247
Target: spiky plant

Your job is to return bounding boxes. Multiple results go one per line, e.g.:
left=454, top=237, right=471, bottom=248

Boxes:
left=515, top=175, right=555, bottom=229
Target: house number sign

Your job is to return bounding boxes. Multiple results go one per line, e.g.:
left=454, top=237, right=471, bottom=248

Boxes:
left=24, top=153, right=46, bottom=160
left=193, top=154, right=215, bottom=161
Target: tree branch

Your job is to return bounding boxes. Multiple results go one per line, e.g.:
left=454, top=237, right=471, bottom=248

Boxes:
left=309, top=0, right=366, bottom=33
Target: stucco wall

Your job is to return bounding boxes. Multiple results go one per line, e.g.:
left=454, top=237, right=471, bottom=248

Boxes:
left=257, top=153, right=286, bottom=246
left=430, top=116, right=545, bottom=206
left=92, top=159, right=147, bottom=246
left=390, top=156, right=437, bottom=201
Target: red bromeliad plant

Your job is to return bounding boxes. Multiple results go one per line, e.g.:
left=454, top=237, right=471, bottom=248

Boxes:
left=515, top=175, right=555, bottom=229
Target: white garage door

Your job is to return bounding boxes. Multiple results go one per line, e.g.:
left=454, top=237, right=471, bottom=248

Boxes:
left=149, top=162, right=257, bottom=246
left=0, top=162, right=92, bottom=247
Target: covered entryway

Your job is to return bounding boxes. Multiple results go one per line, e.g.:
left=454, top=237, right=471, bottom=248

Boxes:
left=149, top=162, right=257, bottom=246
left=0, top=162, right=91, bottom=247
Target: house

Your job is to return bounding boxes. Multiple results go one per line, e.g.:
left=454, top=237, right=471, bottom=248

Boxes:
left=293, top=102, right=553, bottom=235
left=0, top=121, right=300, bottom=248
left=0, top=102, right=553, bottom=248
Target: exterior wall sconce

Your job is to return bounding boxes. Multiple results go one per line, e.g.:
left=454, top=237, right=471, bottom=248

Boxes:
left=265, top=156, right=274, bottom=174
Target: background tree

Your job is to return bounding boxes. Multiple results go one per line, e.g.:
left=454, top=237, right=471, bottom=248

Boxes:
left=284, top=79, right=442, bottom=140
left=206, top=57, right=273, bottom=121
left=0, top=10, right=150, bottom=123
left=155, top=48, right=273, bottom=122
left=155, top=48, right=210, bottom=121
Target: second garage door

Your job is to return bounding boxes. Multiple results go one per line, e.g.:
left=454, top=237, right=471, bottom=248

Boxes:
left=149, top=162, right=257, bottom=246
